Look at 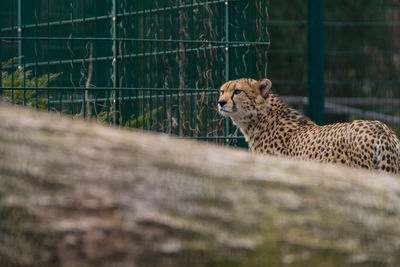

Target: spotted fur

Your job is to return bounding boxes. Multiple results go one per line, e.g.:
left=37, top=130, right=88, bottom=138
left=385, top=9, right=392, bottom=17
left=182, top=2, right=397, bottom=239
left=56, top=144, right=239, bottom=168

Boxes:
left=218, top=78, right=400, bottom=174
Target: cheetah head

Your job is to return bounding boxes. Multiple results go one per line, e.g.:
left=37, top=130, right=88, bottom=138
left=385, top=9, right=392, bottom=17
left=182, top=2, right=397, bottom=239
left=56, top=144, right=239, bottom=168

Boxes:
left=218, top=78, right=272, bottom=123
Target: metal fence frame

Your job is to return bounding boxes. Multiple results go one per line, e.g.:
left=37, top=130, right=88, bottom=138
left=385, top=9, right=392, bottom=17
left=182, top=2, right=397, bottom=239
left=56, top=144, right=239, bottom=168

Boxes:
left=268, top=0, right=400, bottom=133
left=0, top=0, right=270, bottom=147
left=3, top=0, right=400, bottom=141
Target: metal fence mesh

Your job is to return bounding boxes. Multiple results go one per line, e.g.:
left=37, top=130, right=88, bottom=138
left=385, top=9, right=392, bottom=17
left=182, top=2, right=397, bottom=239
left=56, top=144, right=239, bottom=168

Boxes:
left=3, top=1, right=399, bottom=141
left=0, top=0, right=270, bottom=146
left=268, top=0, right=400, bottom=133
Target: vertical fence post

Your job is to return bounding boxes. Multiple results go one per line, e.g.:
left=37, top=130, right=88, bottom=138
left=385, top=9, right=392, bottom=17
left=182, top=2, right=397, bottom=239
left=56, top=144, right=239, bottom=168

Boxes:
left=225, top=0, right=230, bottom=143
left=112, top=0, right=118, bottom=125
left=307, top=0, right=325, bottom=125
left=17, top=0, right=22, bottom=67
left=18, top=0, right=26, bottom=106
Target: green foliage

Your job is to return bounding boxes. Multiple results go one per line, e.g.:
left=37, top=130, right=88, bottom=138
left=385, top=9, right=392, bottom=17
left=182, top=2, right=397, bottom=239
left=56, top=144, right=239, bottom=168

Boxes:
left=1, top=57, right=61, bottom=109
left=124, top=106, right=163, bottom=128
left=76, top=106, right=163, bottom=129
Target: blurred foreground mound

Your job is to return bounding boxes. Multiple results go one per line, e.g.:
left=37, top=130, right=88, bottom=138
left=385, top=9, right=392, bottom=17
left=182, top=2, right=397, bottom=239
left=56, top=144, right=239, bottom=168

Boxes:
left=1, top=104, right=400, bottom=267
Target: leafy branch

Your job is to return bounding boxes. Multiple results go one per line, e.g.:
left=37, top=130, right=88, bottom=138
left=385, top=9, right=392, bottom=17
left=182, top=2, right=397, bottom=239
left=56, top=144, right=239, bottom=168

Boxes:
left=1, top=57, right=61, bottom=109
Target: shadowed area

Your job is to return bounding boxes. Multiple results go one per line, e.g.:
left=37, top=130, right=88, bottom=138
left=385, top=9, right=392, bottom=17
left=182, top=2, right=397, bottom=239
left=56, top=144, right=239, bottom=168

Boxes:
left=0, top=103, right=400, bottom=267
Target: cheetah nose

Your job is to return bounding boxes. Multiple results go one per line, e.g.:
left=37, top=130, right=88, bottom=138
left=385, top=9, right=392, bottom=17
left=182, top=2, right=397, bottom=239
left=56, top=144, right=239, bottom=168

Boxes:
left=218, top=100, right=227, bottom=107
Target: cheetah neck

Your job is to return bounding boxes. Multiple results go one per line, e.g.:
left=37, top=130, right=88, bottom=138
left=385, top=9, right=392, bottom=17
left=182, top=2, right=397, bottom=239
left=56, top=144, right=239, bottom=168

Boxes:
left=233, top=94, right=316, bottom=153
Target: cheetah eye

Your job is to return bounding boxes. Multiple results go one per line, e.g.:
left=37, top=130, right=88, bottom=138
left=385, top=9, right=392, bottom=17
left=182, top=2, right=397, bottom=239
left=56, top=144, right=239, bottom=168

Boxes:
left=220, top=90, right=224, bottom=95
left=233, top=89, right=243, bottom=95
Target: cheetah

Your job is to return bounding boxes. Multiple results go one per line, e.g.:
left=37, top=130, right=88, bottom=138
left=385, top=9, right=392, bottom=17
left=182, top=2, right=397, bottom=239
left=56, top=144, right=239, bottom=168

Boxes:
left=218, top=78, right=400, bottom=175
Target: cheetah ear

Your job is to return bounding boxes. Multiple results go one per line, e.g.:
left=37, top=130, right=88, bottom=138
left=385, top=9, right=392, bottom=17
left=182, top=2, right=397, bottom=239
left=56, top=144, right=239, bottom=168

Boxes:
left=258, top=79, right=272, bottom=98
